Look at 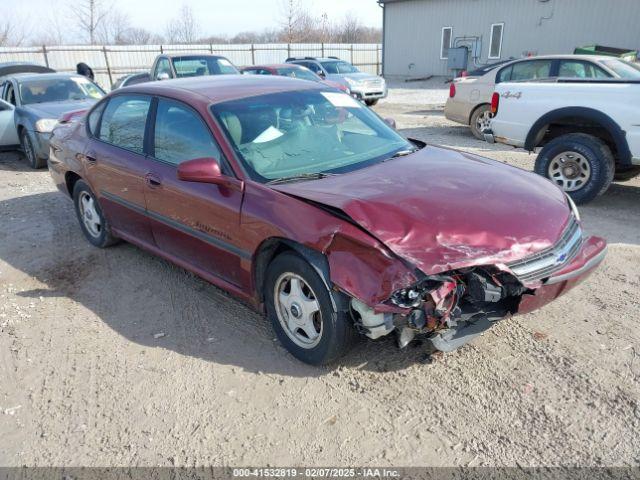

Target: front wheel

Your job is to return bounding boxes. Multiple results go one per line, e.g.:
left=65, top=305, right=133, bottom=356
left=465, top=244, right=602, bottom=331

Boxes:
left=534, top=133, right=615, bottom=205
left=365, top=99, right=378, bottom=106
left=20, top=130, right=46, bottom=169
left=265, top=252, right=356, bottom=365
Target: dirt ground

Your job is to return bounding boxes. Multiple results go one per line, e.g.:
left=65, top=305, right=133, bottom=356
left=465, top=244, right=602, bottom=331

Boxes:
left=1, top=82, right=639, bottom=467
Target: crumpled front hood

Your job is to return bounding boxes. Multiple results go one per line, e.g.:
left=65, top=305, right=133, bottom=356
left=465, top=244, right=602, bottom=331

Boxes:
left=273, top=145, right=572, bottom=274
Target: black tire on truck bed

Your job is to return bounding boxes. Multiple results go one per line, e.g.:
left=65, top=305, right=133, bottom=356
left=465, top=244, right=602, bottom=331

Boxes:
left=534, top=133, right=615, bottom=205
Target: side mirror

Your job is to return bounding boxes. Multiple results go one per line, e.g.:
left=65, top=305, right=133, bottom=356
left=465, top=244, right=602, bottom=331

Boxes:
left=157, top=72, right=171, bottom=81
left=383, top=117, right=397, bottom=130
left=177, top=157, right=224, bottom=184
left=318, top=71, right=326, bottom=79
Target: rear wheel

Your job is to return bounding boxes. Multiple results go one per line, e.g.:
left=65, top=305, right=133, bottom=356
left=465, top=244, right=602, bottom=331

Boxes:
left=534, top=133, right=615, bottom=205
left=469, top=104, right=492, bottom=140
left=265, top=252, right=356, bottom=365
left=72, top=180, right=118, bottom=248
left=20, top=130, right=46, bottom=169
left=365, top=99, right=378, bottom=106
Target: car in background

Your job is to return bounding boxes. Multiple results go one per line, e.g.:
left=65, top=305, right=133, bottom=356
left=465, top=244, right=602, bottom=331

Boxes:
left=150, top=54, right=239, bottom=81
left=48, top=75, right=604, bottom=365
left=445, top=55, right=640, bottom=139
left=0, top=72, right=105, bottom=168
left=286, top=56, right=387, bottom=106
left=111, top=72, right=151, bottom=90
left=240, top=63, right=350, bottom=93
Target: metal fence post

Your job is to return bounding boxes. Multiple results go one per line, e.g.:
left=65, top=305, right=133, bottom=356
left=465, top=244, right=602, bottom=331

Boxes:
left=209, top=43, right=214, bottom=53
left=42, top=45, right=49, bottom=68
left=160, top=45, right=164, bottom=54
left=287, top=43, right=291, bottom=59
left=350, top=44, right=354, bottom=64
left=321, top=43, right=324, bottom=58
left=376, top=45, right=380, bottom=75
left=251, top=44, right=255, bottom=65
left=102, top=46, right=113, bottom=86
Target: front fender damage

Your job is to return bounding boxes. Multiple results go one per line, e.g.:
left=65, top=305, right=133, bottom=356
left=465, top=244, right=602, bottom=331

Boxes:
left=321, top=232, right=531, bottom=352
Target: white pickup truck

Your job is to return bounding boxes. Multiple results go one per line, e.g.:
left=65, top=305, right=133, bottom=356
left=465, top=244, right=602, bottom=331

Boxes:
left=484, top=79, right=640, bottom=204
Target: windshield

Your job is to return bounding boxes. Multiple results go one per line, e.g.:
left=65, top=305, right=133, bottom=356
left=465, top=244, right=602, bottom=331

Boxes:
left=276, top=67, right=319, bottom=82
left=19, top=77, right=104, bottom=105
left=211, top=90, right=412, bottom=183
left=320, top=61, right=359, bottom=74
left=173, top=56, right=239, bottom=77
left=600, top=59, right=640, bottom=79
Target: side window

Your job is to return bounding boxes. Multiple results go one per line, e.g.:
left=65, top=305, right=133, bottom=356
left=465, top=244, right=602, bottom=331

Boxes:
left=496, top=65, right=513, bottom=83
left=558, top=60, right=611, bottom=79
left=153, top=98, right=222, bottom=166
left=4, top=83, right=16, bottom=105
left=243, top=69, right=259, bottom=75
left=154, top=58, right=171, bottom=80
left=488, top=23, right=504, bottom=59
left=99, top=95, right=151, bottom=154
left=510, top=60, right=552, bottom=81
left=440, top=27, right=452, bottom=60
left=87, top=100, right=108, bottom=136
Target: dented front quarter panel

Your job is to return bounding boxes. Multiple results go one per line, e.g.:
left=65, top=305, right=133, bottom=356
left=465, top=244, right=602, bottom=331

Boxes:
left=239, top=182, right=417, bottom=307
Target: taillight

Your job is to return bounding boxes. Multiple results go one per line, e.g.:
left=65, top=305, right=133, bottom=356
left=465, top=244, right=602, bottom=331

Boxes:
left=449, top=83, right=456, bottom=98
left=491, top=92, right=500, bottom=114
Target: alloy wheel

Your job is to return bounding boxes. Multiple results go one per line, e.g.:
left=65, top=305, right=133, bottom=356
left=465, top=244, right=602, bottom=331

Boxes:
left=273, top=272, right=323, bottom=349
left=78, top=192, right=102, bottom=238
left=548, top=151, right=592, bottom=192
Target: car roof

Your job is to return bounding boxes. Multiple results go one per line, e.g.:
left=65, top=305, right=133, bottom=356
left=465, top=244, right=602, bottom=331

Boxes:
left=121, top=74, right=323, bottom=104
left=245, top=64, right=303, bottom=69
left=162, top=53, right=228, bottom=59
left=11, top=72, right=87, bottom=83
left=497, top=54, right=622, bottom=66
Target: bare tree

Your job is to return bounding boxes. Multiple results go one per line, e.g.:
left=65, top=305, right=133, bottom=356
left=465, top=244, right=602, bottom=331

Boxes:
left=165, top=5, right=200, bottom=44
left=96, top=10, right=132, bottom=44
left=123, top=28, right=164, bottom=45
left=278, top=0, right=305, bottom=43
left=73, top=0, right=111, bottom=44
left=334, top=11, right=363, bottom=44
left=0, top=20, right=26, bottom=47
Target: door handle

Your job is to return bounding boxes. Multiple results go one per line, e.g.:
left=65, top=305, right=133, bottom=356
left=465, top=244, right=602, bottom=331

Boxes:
left=145, top=173, right=162, bottom=187
left=84, top=151, right=97, bottom=162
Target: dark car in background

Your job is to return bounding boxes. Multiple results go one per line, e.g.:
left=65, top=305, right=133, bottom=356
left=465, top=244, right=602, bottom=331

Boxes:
left=48, top=75, right=605, bottom=365
left=111, top=72, right=151, bottom=90
left=0, top=71, right=104, bottom=168
left=241, top=63, right=350, bottom=93
left=150, top=54, right=239, bottom=81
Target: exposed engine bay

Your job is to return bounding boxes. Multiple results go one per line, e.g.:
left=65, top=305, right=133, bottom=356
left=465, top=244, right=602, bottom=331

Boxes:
left=349, top=267, right=530, bottom=352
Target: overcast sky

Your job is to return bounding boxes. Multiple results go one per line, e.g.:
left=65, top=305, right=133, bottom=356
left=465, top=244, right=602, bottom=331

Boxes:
left=6, top=0, right=384, bottom=42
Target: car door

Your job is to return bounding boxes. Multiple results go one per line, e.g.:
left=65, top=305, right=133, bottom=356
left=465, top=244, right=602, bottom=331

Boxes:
left=0, top=81, right=19, bottom=146
left=143, top=97, right=245, bottom=285
left=84, top=94, right=156, bottom=245
left=0, top=99, right=18, bottom=146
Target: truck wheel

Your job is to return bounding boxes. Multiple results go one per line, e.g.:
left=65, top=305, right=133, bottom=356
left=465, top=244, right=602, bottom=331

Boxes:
left=20, top=130, right=46, bottom=169
left=535, top=133, right=615, bottom=205
left=469, top=104, right=492, bottom=140
left=265, top=252, right=356, bottom=365
left=365, top=99, right=378, bottom=106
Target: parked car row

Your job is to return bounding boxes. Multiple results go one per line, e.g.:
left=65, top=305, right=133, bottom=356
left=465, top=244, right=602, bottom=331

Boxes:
left=0, top=53, right=612, bottom=365
left=43, top=70, right=605, bottom=365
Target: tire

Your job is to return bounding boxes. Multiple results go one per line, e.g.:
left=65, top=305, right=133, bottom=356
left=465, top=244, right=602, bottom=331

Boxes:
left=365, top=99, right=378, bottom=107
left=534, top=133, right=615, bottom=205
left=265, top=251, right=356, bottom=365
left=20, top=130, right=46, bottom=169
left=469, top=104, right=492, bottom=140
left=72, top=180, right=118, bottom=248
left=614, top=166, right=640, bottom=182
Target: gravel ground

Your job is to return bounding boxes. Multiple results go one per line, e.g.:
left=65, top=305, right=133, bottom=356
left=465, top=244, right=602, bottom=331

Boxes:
left=0, top=84, right=639, bottom=468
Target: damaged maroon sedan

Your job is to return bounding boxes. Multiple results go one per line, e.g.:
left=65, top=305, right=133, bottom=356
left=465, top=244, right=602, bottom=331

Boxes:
left=48, top=75, right=607, bottom=365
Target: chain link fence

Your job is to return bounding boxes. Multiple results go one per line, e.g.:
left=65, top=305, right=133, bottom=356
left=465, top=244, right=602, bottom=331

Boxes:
left=0, top=43, right=382, bottom=90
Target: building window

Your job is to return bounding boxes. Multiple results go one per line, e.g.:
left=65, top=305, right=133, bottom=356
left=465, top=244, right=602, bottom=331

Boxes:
left=489, top=23, right=504, bottom=59
left=440, top=27, right=453, bottom=60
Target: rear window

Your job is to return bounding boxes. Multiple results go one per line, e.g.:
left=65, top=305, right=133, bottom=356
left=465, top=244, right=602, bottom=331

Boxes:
left=173, top=56, right=239, bottom=77
left=499, top=60, right=553, bottom=82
